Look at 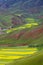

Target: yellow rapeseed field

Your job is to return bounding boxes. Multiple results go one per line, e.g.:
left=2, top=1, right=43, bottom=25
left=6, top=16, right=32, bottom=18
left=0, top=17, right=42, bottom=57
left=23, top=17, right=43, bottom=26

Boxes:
left=2, top=48, right=37, bottom=50
left=0, top=48, right=37, bottom=65
left=0, top=64, right=5, bottom=65
left=0, top=56, right=24, bottom=59
left=0, top=48, right=37, bottom=59
left=0, top=51, right=36, bottom=55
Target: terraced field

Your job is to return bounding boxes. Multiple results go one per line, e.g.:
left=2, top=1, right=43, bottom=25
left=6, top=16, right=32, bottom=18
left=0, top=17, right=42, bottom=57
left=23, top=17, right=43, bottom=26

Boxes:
left=0, top=47, right=37, bottom=65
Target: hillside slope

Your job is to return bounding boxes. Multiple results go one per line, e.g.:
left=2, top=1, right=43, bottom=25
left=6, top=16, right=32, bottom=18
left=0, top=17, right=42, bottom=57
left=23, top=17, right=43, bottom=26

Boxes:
left=0, top=24, right=43, bottom=47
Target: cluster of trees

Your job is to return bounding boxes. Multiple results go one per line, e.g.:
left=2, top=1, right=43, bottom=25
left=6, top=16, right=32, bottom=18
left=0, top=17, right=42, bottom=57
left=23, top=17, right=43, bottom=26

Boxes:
left=28, top=44, right=43, bottom=48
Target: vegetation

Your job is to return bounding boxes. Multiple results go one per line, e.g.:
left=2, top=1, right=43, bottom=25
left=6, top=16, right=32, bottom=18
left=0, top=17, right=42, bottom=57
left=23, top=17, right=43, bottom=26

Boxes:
left=0, top=0, right=43, bottom=65
left=0, top=47, right=37, bottom=65
left=6, top=50, right=43, bottom=65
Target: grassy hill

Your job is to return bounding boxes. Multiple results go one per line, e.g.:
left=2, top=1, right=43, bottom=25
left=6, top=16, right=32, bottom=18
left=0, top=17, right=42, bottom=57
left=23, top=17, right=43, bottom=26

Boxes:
left=0, top=12, right=43, bottom=47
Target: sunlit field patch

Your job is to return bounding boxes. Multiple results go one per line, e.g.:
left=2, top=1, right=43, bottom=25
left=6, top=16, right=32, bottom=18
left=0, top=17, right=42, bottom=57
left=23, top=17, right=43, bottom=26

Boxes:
left=2, top=48, right=37, bottom=50
left=0, top=64, right=5, bottom=65
left=0, top=51, right=36, bottom=54
left=0, top=56, right=24, bottom=59
left=0, top=47, right=37, bottom=65
left=6, top=22, right=38, bottom=33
